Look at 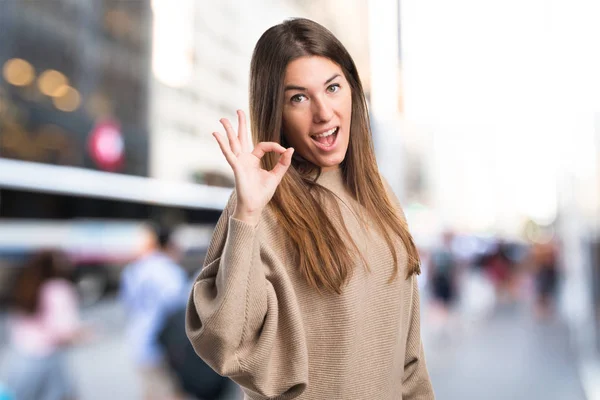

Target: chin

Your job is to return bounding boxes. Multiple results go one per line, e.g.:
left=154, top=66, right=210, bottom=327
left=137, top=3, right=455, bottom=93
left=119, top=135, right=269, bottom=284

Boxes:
left=317, top=155, right=345, bottom=170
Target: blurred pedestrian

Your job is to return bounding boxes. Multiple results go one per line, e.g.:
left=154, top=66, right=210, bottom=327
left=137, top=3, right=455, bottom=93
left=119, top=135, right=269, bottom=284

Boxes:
left=428, top=231, right=459, bottom=332
left=482, top=240, right=516, bottom=305
left=186, top=18, right=434, bottom=399
left=120, top=224, right=188, bottom=400
left=3, top=249, right=88, bottom=400
left=531, top=239, right=560, bottom=320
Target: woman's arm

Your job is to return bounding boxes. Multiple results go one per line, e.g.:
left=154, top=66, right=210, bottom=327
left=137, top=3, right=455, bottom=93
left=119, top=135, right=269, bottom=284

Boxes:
left=186, top=195, right=308, bottom=399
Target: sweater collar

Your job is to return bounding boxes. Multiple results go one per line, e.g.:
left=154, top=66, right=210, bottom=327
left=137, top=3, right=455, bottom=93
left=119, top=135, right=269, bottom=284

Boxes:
left=314, top=167, right=345, bottom=192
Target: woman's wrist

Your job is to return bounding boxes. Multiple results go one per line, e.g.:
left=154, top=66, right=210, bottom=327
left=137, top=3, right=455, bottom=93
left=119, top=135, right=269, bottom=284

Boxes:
left=232, top=207, right=261, bottom=227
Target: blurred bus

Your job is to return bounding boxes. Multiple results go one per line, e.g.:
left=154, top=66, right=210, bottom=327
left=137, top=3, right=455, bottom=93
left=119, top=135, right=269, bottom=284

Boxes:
left=0, top=158, right=232, bottom=307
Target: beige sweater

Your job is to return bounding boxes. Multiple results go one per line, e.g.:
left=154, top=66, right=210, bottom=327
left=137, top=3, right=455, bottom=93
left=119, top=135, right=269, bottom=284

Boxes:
left=186, top=169, right=435, bottom=400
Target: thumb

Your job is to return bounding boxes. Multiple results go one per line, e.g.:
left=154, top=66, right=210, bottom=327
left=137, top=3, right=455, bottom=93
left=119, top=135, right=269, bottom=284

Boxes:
left=270, top=148, right=294, bottom=180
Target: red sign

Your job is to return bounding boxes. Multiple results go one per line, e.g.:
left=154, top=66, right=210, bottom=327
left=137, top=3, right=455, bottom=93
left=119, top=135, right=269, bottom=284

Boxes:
left=88, top=120, right=125, bottom=171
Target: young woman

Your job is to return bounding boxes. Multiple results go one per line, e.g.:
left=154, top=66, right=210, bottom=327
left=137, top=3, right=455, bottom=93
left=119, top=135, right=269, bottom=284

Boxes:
left=186, top=18, right=435, bottom=399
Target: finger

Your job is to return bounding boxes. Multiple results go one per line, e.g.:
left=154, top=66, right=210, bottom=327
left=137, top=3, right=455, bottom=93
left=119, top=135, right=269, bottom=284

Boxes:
left=212, top=132, right=237, bottom=167
left=270, top=148, right=294, bottom=180
left=237, top=110, right=251, bottom=153
left=220, top=118, right=241, bottom=156
left=251, top=142, right=286, bottom=159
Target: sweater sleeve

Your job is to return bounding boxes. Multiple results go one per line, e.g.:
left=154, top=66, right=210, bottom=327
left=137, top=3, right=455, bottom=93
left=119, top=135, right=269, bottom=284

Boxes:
left=403, top=275, right=435, bottom=399
left=185, top=194, right=308, bottom=399
left=379, top=176, right=435, bottom=397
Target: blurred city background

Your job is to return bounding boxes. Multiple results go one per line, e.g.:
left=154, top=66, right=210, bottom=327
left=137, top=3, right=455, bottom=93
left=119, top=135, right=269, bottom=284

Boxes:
left=0, top=0, right=599, bottom=399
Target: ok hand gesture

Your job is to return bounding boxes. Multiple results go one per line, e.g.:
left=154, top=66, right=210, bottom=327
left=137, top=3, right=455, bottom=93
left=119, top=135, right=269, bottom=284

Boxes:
left=213, top=110, right=294, bottom=226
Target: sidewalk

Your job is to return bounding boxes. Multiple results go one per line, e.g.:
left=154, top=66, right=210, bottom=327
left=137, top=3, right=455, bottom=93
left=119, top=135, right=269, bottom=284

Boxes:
left=0, top=296, right=590, bottom=400
left=423, top=301, right=587, bottom=400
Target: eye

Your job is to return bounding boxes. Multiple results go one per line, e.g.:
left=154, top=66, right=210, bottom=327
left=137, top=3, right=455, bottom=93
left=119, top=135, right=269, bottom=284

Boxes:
left=327, top=84, right=340, bottom=93
left=290, top=93, right=307, bottom=103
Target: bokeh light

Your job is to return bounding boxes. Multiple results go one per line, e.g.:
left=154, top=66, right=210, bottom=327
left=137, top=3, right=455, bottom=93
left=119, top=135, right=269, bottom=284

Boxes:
left=37, top=69, right=69, bottom=97
left=2, top=58, right=35, bottom=87
left=52, top=86, right=81, bottom=112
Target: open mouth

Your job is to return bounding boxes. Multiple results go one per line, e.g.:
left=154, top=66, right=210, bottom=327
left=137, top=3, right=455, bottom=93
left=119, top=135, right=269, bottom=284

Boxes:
left=310, top=127, right=339, bottom=149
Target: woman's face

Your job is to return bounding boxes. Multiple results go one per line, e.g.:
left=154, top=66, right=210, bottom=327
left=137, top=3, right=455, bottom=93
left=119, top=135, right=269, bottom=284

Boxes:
left=281, top=56, right=352, bottom=171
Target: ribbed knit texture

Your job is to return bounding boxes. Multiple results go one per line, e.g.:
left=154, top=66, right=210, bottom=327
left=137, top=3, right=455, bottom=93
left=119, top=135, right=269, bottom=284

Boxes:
left=186, top=169, right=435, bottom=400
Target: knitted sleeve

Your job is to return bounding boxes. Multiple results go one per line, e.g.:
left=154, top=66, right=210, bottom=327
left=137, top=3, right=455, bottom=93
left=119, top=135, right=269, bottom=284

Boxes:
left=403, top=275, right=435, bottom=399
left=185, top=192, right=308, bottom=400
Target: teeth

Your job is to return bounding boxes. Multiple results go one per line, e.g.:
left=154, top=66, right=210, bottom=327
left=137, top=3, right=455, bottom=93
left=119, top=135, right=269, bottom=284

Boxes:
left=313, top=127, right=337, bottom=138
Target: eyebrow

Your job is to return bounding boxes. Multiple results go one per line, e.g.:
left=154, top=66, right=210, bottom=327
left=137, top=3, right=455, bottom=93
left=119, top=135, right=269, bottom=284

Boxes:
left=284, top=74, right=341, bottom=92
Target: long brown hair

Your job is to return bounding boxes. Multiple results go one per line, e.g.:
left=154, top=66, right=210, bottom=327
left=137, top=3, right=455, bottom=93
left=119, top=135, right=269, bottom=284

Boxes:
left=11, top=250, right=72, bottom=314
left=249, top=18, right=420, bottom=294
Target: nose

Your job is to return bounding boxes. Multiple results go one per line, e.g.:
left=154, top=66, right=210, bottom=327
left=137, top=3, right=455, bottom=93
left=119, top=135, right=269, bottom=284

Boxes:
left=312, top=95, right=334, bottom=123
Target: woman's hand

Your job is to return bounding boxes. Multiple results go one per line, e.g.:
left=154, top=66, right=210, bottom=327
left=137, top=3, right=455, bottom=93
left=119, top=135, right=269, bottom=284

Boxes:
left=213, top=110, right=294, bottom=226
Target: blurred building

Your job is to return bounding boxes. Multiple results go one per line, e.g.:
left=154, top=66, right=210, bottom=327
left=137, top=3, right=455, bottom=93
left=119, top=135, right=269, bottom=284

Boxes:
left=0, top=0, right=155, bottom=305
left=0, top=0, right=156, bottom=220
left=0, top=0, right=152, bottom=177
